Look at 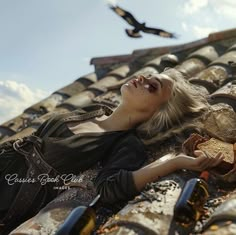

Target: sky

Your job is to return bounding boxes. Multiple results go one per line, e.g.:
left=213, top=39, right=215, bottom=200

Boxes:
left=0, top=0, right=236, bottom=124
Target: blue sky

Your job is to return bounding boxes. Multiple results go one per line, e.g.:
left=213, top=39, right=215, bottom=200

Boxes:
left=0, top=0, right=236, bottom=123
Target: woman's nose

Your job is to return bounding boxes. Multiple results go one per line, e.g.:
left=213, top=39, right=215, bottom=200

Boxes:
left=137, top=75, right=145, bottom=83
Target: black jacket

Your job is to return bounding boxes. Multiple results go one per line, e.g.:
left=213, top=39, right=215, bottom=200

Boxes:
left=0, top=105, right=147, bottom=234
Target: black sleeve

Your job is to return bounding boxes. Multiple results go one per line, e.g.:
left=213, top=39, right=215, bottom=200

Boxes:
left=94, top=134, right=147, bottom=205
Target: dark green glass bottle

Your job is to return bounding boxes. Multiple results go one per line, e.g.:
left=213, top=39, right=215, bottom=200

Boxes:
left=173, top=171, right=209, bottom=227
left=55, top=194, right=100, bottom=235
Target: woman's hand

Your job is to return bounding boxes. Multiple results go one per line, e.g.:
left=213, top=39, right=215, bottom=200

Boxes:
left=175, top=150, right=225, bottom=172
left=133, top=150, right=224, bottom=192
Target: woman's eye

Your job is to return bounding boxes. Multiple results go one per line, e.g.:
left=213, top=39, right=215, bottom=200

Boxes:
left=149, top=84, right=157, bottom=92
left=144, top=84, right=158, bottom=93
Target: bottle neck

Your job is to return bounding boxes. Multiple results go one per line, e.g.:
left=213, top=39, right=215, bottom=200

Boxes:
left=199, top=171, right=209, bottom=181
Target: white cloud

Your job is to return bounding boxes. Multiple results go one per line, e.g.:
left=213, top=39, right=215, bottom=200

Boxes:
left=104, top=0, right=118, bottom=6
left=183, top=0, right=236, bottom=20
left=192, top=25, right=218, bottom=38
left=0, top=80, right=49, bottom=124
left=183, top=0, right=208, bottom=14
left=181, top=22, right=188, bottom=31
left=211, top=0, right=236, bottom=20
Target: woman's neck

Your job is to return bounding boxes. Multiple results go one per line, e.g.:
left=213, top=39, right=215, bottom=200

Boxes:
left=97, top=105, right=143, bottom=132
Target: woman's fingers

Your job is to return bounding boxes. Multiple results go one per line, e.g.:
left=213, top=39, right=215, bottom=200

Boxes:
left=198, top=154, right=212, bottom=169
left=211, top=152, right=225, bottom=167
left=177, top=151, right=225, bottom=172
left=194, top=151, right=224, bottom=170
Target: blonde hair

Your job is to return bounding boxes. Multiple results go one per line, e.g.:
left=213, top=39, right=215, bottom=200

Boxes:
left=136, top=68, right=209, bottom=144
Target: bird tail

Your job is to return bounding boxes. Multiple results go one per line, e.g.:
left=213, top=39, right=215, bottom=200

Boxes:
left=159, top=31, right=177, bottom=38
left=125, top=29, right=142, bottom=38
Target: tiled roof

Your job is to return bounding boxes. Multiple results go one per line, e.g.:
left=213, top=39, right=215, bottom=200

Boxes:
left=3, top=27, right=236, bottom=235
left=1, top=27, right=236, bottom=143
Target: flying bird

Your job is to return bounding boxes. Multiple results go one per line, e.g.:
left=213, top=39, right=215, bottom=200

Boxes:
left=109, top=5, right=177, bottom=39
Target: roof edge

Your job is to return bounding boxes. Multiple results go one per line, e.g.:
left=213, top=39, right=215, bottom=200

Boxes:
left=90, top=27, right=236, bottom=66
left=133, top=27, right=236, bottom=56
left=90, top=54, right=134, bottom=66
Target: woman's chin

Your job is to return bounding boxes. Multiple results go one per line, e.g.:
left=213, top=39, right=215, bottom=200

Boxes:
left=122, top=83, right=130, bottom=88
left=121, top=83, right=131, bottom=94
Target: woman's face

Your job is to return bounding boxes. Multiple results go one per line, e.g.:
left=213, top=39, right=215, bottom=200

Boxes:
left=121, top=73, right=174, bottom=116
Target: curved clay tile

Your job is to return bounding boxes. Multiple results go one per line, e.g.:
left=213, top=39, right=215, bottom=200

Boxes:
left=224, top=40, right=236, bottom=52
left=161, top=54, right=179, bottom=64
left=200, top=103, right=236, bottom=143
left=210, top=50, right=236, bottom=73
left=189, top=65, right=228, bottom=93
left=228, top=61, right=236, bottom=78
left=201, top=195, right=236, bottom=235
left=177, top=45, right=222, bottom=78
left=177, top=58, right=207, bottom=78
left=0, top=126, right=39, bottom=144
left=133, top=66, right=159, bottom=76
left=188, top=45, right=224, bottom=64
left=59, top=65, right=130, bottom=110
left=0, top=112, right=38, bottom=142
left=106, top=65, right=131, bottom=79
left=55, top=72, right=98, bottom=97
left=59, top=89, right=107, bottom=110
left=189, top=46, right=236, bottom=93
left=145, top=53, right=179, bottom=72
left=1, top=112, right=36, bottom=132
left=24, top=93, right=65, bottom=115
left=0, top=126, right=16, bottom=140
left=209, top=81, right=236, bottom=111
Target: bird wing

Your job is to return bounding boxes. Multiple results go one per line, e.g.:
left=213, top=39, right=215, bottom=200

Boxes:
left=109, top=5, right=140, bottom=27
left=125, top=29, right=142, bottom=38
left=142, top=26, right=177, bottom=38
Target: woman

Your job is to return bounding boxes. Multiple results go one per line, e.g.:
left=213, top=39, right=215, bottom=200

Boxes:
left=0, top=69, right=224, bottom=234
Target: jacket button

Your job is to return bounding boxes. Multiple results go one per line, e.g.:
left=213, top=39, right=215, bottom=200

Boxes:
left=32, top=153, right=36, bottom=157
left=37, top=160, right=41, bottom=164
